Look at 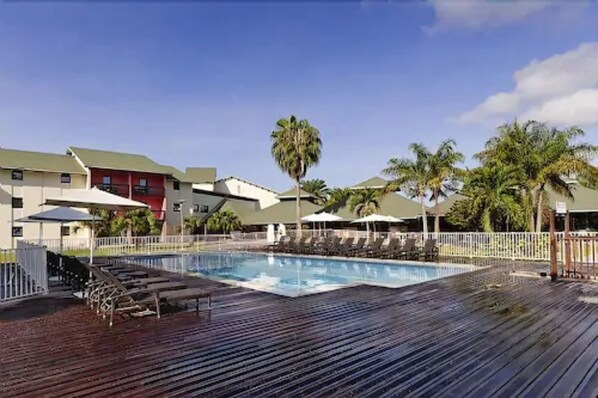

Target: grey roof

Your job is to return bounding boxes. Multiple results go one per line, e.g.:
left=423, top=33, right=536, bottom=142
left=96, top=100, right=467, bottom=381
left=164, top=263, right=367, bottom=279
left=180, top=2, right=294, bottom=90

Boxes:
left=186, top=167, right=217, bottom=183
left=0, top=148, right=86, bottom=174
left=548, top=183, right=598, bottom=213
left=15, top=207, right=100, bottom=223
left=242, top=199, right=323, bottom=225
left=351, top=176, right=388, bottom=189
left=67, top=146, right=169, bottom=174
left=430, top=194, right=467, bottom=216
left=326, top=192, right=425, bottom=221
left=278, top=186, right=315, bottom=199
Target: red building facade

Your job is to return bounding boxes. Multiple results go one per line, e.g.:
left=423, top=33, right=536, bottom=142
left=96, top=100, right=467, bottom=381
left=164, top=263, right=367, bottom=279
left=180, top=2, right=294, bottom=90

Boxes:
left=90, top=168, right=166, bottom=220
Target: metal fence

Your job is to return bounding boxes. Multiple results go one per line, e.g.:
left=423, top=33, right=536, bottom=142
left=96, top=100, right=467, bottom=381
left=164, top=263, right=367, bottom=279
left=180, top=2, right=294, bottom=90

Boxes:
left=1, top=241, right=48, bottom=302
left=33, top=230, right=598, bottom=263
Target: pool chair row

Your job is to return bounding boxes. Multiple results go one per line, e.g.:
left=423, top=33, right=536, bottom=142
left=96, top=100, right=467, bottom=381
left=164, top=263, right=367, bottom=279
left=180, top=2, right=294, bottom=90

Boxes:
left=267, top=236, right=439, bottom=261
left=83, top=261, right=212, bottom=328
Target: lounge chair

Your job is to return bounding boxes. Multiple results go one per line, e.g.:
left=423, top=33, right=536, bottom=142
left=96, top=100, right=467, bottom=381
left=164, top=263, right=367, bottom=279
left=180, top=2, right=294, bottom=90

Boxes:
left=273, top=236, right=296, bottom=253
left=328, top=237, right=355, bottom=256
left=289, top=236, right=309, bottom=254
left=409, top=239, right=439, bottom=261
left=367, top=238, right=400, bottom=258
left=345, top=238, right=367, bottom=257
left=383, top=238, right=416, bottom=259
left=315, top=237, right=342, bottom=256
left=355, top=238, right=385, bottom=258
left=267, top=236, right=288, bottom=252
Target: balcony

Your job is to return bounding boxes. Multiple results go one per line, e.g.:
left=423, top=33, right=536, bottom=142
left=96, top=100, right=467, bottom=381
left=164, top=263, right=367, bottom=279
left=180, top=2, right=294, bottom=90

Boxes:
left=94, top=183, right=129, bottom=197
left=132, top=185, right=165, bottom=197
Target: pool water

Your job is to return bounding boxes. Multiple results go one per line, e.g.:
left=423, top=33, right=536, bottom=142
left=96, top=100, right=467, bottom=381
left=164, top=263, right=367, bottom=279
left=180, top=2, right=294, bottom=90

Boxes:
left=130, top=252, right=476, bottom=297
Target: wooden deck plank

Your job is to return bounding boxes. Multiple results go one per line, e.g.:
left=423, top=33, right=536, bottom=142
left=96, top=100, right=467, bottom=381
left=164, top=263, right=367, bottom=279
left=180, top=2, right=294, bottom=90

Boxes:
left=0, top=260, right=596, bottom=398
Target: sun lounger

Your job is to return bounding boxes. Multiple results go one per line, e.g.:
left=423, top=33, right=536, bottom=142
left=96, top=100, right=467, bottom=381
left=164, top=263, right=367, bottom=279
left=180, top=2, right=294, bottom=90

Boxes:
left=383, top=238, right=416, bottom=259
left=409, top=239, right=439, bottom=261
left=345, top=238, right=367, bottom=257
left=328, top=237, right=355, bottom=256
left=367, top=238, right=400, bottom=258
left=355, top=238, right=385, bottom=257
left=315, top=237, right=342, bottom=256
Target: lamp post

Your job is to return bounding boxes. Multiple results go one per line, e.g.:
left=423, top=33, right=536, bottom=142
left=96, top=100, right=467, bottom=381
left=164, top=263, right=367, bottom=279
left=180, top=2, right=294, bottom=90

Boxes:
left=177, top=199, right=186, bottom=250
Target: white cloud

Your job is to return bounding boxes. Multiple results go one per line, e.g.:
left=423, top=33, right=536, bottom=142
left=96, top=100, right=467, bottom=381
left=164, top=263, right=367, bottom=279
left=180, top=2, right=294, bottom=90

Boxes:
left=426, top=0, right=551, bottom=32
left=459, top=42, right=598, bottom=127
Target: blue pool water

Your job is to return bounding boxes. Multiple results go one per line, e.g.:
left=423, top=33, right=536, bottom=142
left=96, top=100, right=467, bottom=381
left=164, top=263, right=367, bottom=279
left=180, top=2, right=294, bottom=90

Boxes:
left=129, top=252, right=476, bottom=297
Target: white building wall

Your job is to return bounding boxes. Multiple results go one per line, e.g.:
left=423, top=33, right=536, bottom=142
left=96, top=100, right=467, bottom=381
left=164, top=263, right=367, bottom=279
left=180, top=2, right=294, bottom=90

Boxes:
left=0, top=169, right=86, bottom=249
left=192, top=183, right=214, bottom=191
left=213, top=178, right=279, bottom=209
left=163, top=179, right=194, bottom=235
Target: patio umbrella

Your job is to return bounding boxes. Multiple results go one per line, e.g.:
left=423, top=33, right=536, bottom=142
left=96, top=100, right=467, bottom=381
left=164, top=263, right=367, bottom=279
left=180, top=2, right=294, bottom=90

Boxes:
left=351, top=214, right=390, bottom=241
left=277, top=223, right=286, bottom=239
left=267, top=224, right=276, bottom=243
left=302, top=212, right=343, bottom=236
left=44, top=188, right=148, bottom=263
left=15, top=207, right=103, bottom=254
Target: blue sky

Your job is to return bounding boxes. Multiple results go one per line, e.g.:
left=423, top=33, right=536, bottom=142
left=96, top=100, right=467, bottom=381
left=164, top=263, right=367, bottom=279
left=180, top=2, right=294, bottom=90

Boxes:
left=0, top=2, right=597, bottom=191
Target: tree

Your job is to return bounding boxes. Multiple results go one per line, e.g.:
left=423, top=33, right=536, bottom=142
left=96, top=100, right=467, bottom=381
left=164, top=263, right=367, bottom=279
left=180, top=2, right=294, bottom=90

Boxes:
left=207, top=210, right=242, bottom=234
left=183, top=215, right=203, bottom=234
left=271, top=115, right=322, bottom=236
left=349, top=188, right=381, bottom=237
left=427, top=139, right=464, bottom=233
left=477, top=121, right=598, bottom=231
left=456, top=164, right=524, bottom=232
left=382, top=143, right=432, bottom=235
left=300, top=178, right=330, bottom=205
left=72, top=208, right=117, bottom=238
left=326, top=187, right=352, bottom=210
left=112, top=209, right=161, bottom=237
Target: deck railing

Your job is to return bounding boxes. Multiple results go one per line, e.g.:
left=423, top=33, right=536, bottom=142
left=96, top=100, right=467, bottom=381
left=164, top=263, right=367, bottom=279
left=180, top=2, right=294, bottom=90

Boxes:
left=1, top=242, right=47, bottom=302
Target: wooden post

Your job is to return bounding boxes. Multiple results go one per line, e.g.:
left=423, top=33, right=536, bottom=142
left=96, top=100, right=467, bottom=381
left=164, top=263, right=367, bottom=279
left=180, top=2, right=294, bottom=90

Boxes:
left=549, top=210, right=558, bottom=281
left=564, top=211, right=571, bottom=277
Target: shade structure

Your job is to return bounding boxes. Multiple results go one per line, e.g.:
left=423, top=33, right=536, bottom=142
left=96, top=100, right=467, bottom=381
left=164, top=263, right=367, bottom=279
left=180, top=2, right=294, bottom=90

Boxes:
left=384, top=215, right=405, bottom=223
left=301, top=212, right=344, bottom=223
left=44, top=187, right=148, bottom=211
left=43, top=188, right=147, bottom=264
left=267, top=224, right=276, bottom=243
left=350, top=214, right=391, bottom=223
left=14, top=207, right=104, bottom=254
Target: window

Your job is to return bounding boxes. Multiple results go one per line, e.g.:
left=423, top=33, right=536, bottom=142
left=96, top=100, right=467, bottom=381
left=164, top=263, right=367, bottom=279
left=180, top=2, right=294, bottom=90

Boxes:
left=173, top=202, right=181, bottom=212
left=60, top=173, right=71, bottom=184
left=200, top=205, right=209, bottom=213
left=102, top=176, right=111, bottom=185
left=12, top=227, right=23, bottom=237
left=61, top=226, right=70, bottom=236
left=139, top=178, right=147, bottom=187
left=12, top=197, right=23, bottom=209
left=173, top=181, right=180, bottom=191
left=11, top=170, right=23, bottom=181
left=193, top=204, right=200, bottom=213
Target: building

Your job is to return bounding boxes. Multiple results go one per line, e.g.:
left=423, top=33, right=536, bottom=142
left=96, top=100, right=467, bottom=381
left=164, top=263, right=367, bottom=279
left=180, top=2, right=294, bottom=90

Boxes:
left=213, top=176, right=280, bottom=209
left=0, top=148, right=87, bottom=248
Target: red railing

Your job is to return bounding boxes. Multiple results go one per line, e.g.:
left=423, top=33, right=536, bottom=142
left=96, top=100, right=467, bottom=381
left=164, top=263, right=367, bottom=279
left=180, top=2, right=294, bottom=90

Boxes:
left=132, top=185, right=165, bottom=197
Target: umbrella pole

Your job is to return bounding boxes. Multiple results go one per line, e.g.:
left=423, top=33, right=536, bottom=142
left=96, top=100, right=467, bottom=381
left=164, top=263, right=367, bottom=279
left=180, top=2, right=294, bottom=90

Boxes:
left=90, top=223, right=95, bottom=265
left=366, top=222, right=370, bottom=243
left=60, top=223, right=64, bottom=254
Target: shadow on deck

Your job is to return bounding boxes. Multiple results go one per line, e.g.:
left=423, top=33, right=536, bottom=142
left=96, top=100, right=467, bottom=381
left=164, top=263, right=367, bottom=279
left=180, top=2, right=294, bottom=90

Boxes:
left=0, top=261, right=596, bottom=397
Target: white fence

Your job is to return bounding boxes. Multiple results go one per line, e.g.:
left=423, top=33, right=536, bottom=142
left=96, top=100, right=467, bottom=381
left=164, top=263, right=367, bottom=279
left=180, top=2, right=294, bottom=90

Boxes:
left=35, top=230, right=598, bottom=263
left=1, top=242, right=48, bottom=302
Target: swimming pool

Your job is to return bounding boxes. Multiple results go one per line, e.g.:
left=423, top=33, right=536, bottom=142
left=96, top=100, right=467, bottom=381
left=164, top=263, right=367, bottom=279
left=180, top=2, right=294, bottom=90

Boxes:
left=129, top=252, right=476, bottom=297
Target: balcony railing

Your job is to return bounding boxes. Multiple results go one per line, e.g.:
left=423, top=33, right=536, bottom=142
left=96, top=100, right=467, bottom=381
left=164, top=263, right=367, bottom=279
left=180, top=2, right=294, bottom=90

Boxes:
left=94, top=183, right=129, bottom=197
left=132, top=185, right=165, bottom=197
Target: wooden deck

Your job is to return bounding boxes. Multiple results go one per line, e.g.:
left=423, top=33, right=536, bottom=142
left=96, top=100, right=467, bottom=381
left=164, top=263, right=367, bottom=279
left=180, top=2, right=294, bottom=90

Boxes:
left=0, top=260, right=596, bottom=397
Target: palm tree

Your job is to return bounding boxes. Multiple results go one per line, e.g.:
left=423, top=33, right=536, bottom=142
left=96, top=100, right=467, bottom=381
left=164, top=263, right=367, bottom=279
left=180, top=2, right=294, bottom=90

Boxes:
left=427, top=139, right=464, bottom=233
left=271, top=115, right=322, bottom=236
left=349, top=188, right=381, bottom=237
left=112, top=209, right=161, bottom=237
left=477, top=121, right=598, bottom=231
left=183, top=215, right=203, bottom=234
left=326, top=187, right=352, bottom=210
left=382, top=143, right=431, bottom=235
left=461, top=164, right=523, bottom=232
left=72, top=208, right=116, bottom=237
left=300, top=178, right=330, bottom=205
left=207, top=210, right=242, bottom=234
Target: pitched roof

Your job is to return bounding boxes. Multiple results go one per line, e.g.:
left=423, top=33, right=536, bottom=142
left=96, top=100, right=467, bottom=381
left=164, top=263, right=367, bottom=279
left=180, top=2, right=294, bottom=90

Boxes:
left=219, top=200, right=259, bottom=224
left=548, top=183, right=598, bottom=213
left=214, top=176, right=279, bottom=194
left=186, top=167, right=216, bottom=183
left=67, top=146, right=168, bottom=174
left=430, top=194, right=467, bottom=216
left=352, top=177, right=388, bottom=189
left=160, top=166, right=195, bottom=183
left=0, top=148, right=86, bottom=174
left=242, top=199, right=323, bottom=225
left=278, top=186, right=315, bottom=199
left=326, top=192, right=425, bottom=221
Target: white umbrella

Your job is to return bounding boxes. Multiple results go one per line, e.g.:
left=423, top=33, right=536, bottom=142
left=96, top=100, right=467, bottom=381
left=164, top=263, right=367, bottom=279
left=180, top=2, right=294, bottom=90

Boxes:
left=277, top=223, right=287, bottom=239
left=351, top=214, right=390, bottom=241
left=267, top=224, right=276, bottom=243
left=44, top=188, right=148, bottom=263
left=302, top=212, right=343, bottom=236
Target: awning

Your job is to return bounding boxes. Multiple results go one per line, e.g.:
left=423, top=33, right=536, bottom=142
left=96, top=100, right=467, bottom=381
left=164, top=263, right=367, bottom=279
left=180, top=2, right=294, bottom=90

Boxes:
left=301, top=212, right=343, bottom=222
left=15, top=207, right=101, bottom=223
left=44, top=187, right=148, bottom=211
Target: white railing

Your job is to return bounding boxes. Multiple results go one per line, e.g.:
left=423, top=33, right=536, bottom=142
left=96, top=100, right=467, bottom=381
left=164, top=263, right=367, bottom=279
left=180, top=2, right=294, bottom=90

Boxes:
left=1, top=242, right=48, bottom=302
left=33, top=230, right=598, bottom=263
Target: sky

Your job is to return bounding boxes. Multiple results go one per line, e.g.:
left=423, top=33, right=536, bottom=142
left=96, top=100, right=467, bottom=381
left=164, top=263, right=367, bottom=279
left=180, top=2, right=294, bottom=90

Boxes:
left=0, top=1, right=597, bottom=191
